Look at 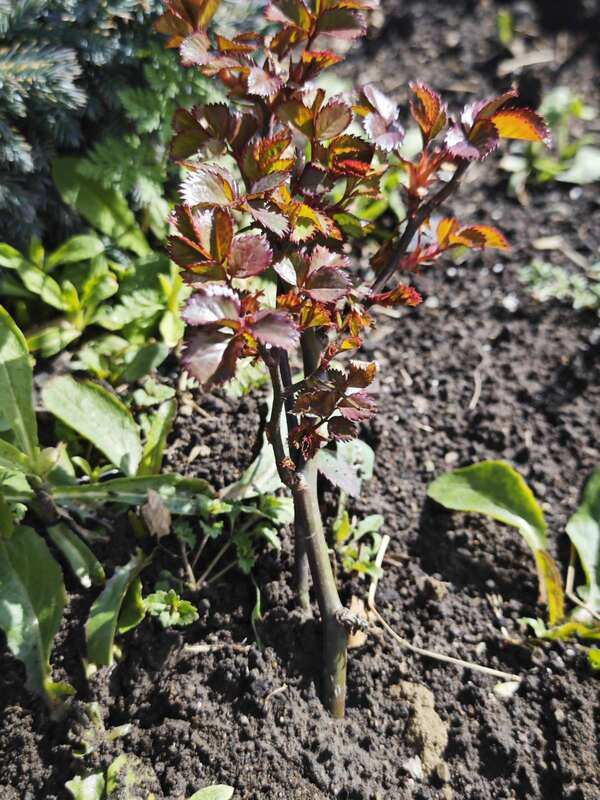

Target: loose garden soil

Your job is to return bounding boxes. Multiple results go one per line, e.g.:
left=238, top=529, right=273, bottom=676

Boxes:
left=1, top=1, right=599, bottom=798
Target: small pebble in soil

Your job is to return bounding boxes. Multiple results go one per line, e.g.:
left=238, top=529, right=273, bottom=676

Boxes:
left=502, top=294, right=519, bottom=313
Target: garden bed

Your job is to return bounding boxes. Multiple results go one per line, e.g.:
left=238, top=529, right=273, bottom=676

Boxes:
left=1, top=1, right=599, bottom=798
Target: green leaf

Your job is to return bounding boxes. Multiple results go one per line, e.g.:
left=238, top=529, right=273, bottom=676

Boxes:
left=0, top=306, right=38, bottom=458
left=65, top=772, right=106, bottom=800
left=0, top=437, right=32, bottom=474
left=427, top=460, right=563, bottom=613
left=86, top=550, right=151, bottom=667
left=316, top=439, right=375, bottom=498
left=47, top=235, right=105, bottom=270
left=139, top=399, right=177, bottom=476
left=52, top=158, right=151, bottom=257
left=589, top=648, right=600, bottom=670
left=51, top=474, right=214, bottom=514
left=159, top=309, right=185, bottom=348
left=557, top=146, right=600, bottom=185
left=0, top=495, right=14, bottom=538
left=566, top=465, right=600, bottom=614
left=29, top=236, right=44, bottom=267
left=48, top=523, right=106, bottom=589
left=535, top=549, right=565, bottom=626
left=188, top=787, right=235, bottom=800
left=16, top=263, right=67, bottom=310
left=222, top=438, right=283, bottom=501
left=145, top=589, right=198, bottom=628
left=427, top=460, right=547, bottom=554
left=334, top=510, right=352, bottom=544
left=42, top=376, right=142, bottom=476
left=0, top=526, right=73, bottom=707
left=0, top=243, right=27, bottom=270
left=118, top=577, right=146, bottom=634
left=27, top=322, right=82, bottom=358
left=116, top=341, right=169, bottom=384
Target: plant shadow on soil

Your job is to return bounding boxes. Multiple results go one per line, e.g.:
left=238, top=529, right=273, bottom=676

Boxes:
left=1, top=0, right=600, bottom=798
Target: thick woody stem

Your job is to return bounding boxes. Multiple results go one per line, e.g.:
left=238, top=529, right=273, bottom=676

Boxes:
left=292, top=460, right=348, bottom=717
left=279, top=351, right=311, bottom=610
left=296, top=329, right=349, bottom=716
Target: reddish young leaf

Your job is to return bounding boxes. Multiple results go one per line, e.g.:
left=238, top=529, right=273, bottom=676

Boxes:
left=450, top=224, right=510, bottom=251
left=247, top=68, right=284, bottom=98
left=465, top=90, right=518, bottom=124
left=409, top=82, right=447, bottom=141
left=155, top=0, right=222, bottom=46
left=305, top=269, right=352, bottom=303
left=250, top=172, right=291, bottom=195
left=363, top=111, right=405, bottom=152
left=315, top=99, right=353, bottom=141
left=210, top=336, right=246, bottom=385
left=300, top=50, right=343, bottom=80
left=182, top=285, right=241, bottom=327
left=346, top=360, right=376, bottom=388
left=489, top=108, right=551, bottom=144
left=181, top=165, right=238, bottom=207
left=436, top=217, right=460, bottom=247
left=167, top=235, right=212, bottom=269
left=171, top=108, right=213, bottom=159
left=445, top=119, right=499, bottom=161
left=277, top=99, right=314, bottom=138
left=228, top=233, right=273, bottom=277
left=265, top=0, right=313, bottom=30
left=310, top=246, right=350, bottom=272
left=246, top=202, right=290, bottom=236
left=181, top=0, right=222, bottom=29
left=338, top=390, right=377, bottom=421
left=215, top=33, right=258, bottom=54
left=182, top=329, right=232, bottom=384
left=210, top=208, right=234, bottom=262
left=290, top=423, right=326, bottom=460
left=273, top=257, right=297, bottom=285
left=180, top=32, right=240, bottom=71
left=328, top=134, right=375, bottom=176
left=316, top=8, right=367, bottom=39
left=251, top=311, right=300, bottom=349
left=369, top=284, right=422, bottom=307
left=328, top=417, right=358, bottom=442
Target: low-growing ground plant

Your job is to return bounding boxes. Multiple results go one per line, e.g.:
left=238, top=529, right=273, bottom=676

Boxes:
left=500, top=86, right=599, bottom=195
left=156, top=0, right=550, bottom=715
left=428, top=460, right=600, bottom=668
left=0, top=157, right=188, bottom=374
left=520, top=258, right=600, bottom=319
left=0, top=305, right=295, bottom=705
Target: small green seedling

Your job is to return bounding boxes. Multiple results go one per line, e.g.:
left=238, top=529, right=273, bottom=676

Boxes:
left=428, top=460, right=600, bottom=659
left=334, top=510, right=384, bottom=578
left=174, top=495, right=293, bottom=591
left=66, top=752, right=234, bottom=799
left=520, top=259, right=600, bottom=318
left=145, top=588, right=199, bottom=627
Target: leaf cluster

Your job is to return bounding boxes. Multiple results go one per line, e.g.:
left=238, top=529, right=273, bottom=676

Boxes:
left=0, top=307, right=217, bottom=705
left=1, top=157, right=188, bottom=376
left=159, top=0, right=550, bottom=464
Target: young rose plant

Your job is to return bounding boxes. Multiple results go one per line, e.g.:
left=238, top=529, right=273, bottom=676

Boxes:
left=156, top=0, right=550, bottom=717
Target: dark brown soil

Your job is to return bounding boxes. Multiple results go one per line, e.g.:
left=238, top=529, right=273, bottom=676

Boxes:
left=1, top=1, right=599, bottom=798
